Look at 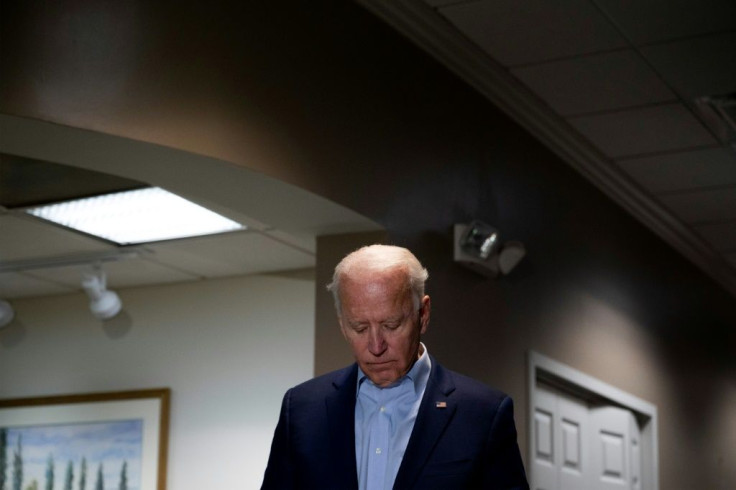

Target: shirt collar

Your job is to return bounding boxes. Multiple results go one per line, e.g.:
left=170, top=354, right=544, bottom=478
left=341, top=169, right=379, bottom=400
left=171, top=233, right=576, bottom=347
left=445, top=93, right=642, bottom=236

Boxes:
left=357, top=342, right=431, bottom=397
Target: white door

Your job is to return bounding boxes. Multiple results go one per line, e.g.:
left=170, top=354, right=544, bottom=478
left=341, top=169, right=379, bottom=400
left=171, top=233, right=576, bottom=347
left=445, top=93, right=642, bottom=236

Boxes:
left=531, top=383, right=558, bottom=490
left=531, top=383, right=591, bottom=490
left=557, top=390, right=590, bottom=490
left=629, top=412, right=642, bottom=490
left=589, top=406, right=642, bottom=490
left=532, top=384, right=642, bottom=490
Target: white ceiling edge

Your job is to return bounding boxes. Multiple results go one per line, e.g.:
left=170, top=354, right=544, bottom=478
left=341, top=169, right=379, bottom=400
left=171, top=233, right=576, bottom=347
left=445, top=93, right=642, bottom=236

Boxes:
left=0, top=113, right=383, bottom=250
left=357, top=0, right=736, bottom=298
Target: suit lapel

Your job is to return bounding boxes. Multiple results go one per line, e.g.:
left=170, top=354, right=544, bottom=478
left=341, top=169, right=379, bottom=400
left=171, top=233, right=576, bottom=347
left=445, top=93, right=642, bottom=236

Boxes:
left=393, top=360, right=457, bottom=489
left=325, top=364, right=360, bottom=490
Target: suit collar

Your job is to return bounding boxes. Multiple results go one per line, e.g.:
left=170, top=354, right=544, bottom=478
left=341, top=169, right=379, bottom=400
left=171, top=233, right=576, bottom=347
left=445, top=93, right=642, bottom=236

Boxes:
left=393, top=357, right=457, bottom=489
left=326, top=364, right=360, bottom=489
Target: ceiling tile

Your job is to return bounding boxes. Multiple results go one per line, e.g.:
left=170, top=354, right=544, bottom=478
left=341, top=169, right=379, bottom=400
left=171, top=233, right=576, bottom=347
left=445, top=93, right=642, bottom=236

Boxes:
left=658, top=187, right=736, bottom=223
left=25, top=260, right=199, bottom=290
left=617, top=147, right=736, bottom=193
left=641, top=31, right=736, bottom=99
left=594, top=0, right=736, bottom=45
left=0, top=214, right=114, bottom=262
left=511, top=50, right=676, bottom=116
left=694, top=221, right=736, bottom=252
left=146, top=231, right=315, bottom=278
left=569, top=103, right=716, bottom=158
left=438, top=0, right=627, bottom=66
left=0, top=272, right=76, bottom=299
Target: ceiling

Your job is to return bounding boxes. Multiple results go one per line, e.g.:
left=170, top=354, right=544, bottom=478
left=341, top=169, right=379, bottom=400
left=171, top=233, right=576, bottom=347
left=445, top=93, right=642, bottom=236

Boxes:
left=0, top=118, right=381, bottom=300
left=0, top=155, right=316, bottom=298
left=360, top=0, right=736, bottom=297
left=2, top=0, right=735, bottom=301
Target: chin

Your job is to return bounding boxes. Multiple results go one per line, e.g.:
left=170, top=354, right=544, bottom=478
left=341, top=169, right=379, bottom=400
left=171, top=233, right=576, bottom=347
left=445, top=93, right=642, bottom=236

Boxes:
left=369, top=372, right=401, bottom=387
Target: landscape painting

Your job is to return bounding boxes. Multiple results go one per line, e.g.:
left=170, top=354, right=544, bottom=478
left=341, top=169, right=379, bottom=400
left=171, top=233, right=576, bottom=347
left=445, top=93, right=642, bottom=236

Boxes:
left=0, top=389, right=169, bottom=490
left=1, top=419, right=142, bottom=490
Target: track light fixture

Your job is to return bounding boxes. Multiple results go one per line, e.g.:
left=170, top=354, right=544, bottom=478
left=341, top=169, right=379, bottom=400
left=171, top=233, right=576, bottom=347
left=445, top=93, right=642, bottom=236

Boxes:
left=82, top=267, right=122, bottom=320
left=0, top=299, right=14, bottom=329
left=0, top=252, right=134, bottom=326
left=454, top=221, right=526, bottom=278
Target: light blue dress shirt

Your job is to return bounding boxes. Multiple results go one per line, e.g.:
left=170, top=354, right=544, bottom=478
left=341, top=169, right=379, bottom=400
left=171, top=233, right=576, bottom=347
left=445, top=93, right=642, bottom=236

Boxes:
left=355, top=343, right=432, bottom=490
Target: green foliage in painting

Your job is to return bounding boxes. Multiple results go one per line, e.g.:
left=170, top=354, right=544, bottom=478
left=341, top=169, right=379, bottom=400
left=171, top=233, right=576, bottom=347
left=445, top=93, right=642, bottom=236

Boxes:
left=94, top=464, right=103, bottom=490
left=0, top=428, right=7, bottom=490
left=78, top=458, right=86, bottom=490
left=44, top=455, right=53, bottom=490
left=12, top=436, right=22, bottom=490
left=63, top=461, right=73, bottom=490
left=118, top=462, right=127, bottom=490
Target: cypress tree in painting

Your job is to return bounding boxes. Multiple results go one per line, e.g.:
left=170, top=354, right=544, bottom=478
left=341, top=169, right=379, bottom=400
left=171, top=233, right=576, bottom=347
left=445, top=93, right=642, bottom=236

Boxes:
left=44, top=455, right=54, bottom=490
left=12, top=435, right=22, bottom=490
left=79, top=458, right=86, bottom=490
left=0, top=428, right=7, bottom=490
left=118, top=462, right=127, bottom=490
left=63, top=461, right=73, bottom=490
left=94, top=464, right=103, bottom=490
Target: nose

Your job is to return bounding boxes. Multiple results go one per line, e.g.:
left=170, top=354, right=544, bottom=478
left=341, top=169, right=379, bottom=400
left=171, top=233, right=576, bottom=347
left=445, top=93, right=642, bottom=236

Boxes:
left=368, top=327, right=386, bottom=356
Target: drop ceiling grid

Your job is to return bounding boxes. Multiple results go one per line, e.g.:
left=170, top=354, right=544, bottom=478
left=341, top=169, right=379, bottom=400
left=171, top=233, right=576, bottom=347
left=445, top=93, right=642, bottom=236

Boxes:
left=437, top=0, right=629, bottom=67
left=658, top=188, right=736, bottom=224
left=615, top=148, right=736, bottom=194
left=435, top=0, right=729, bottom=162
left=509, top=49, right=678, bottom=117
left=145, top=230, right=316, bottom=278
left=0, top=272, right=76, bottom=298
left=638, top=32, right=736, bottom=100
left=568, top=104, right=717, bottom=158
left=592, top=0, right=736, bottom=45
left=415, top=0, right=736, bottom=290
left=695, top=221, right=736, bottom=253
left=0, top=214, right=115, bottom=262
left=11, top=259, right=200, bottom=291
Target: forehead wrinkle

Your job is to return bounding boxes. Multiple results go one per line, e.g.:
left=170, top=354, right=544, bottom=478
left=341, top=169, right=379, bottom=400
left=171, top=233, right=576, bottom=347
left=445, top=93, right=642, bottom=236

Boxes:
left=339, top=264, right=410, bottom=297
left=339, top=271, right=413, bottom=322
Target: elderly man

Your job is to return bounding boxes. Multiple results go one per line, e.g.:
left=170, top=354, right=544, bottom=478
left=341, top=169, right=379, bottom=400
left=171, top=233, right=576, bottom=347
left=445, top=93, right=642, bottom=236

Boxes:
left=262, top=245, right=529, bottom=489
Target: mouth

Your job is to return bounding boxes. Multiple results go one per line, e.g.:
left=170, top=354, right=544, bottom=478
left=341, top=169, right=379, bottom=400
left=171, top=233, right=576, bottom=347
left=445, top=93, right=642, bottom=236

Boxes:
left=367, top=360, right=394, bottom=367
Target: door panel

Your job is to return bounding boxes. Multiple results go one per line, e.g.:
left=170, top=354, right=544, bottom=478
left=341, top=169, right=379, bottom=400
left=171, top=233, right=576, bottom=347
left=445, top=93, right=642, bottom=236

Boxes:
left=590, top=406, right=636, bottom=490
left=532, top=384, right=642, bottom=490
left=557, top=390, right=590, bottom=490
left=532, top=383, right=559, bottom=490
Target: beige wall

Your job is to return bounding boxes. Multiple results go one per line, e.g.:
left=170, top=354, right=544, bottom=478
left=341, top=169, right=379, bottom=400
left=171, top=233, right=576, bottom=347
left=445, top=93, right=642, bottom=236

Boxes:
left=0, top=273, right=315, bottom=490
left=2, top=1, right=735, bottom=488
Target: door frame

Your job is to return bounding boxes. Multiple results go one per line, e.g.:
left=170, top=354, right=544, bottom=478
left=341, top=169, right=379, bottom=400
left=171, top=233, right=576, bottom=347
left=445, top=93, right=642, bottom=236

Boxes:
left=527, top=351, right=659, bottom=490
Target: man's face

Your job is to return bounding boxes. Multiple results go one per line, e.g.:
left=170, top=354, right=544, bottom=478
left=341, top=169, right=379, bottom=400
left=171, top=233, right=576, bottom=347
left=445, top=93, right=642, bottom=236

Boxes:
left=338, top=267, right=430, bottom=388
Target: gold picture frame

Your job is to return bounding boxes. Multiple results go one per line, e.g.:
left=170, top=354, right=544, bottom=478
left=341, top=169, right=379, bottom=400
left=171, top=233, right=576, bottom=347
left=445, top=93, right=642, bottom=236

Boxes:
left=0, top=388, right=170, bottom=490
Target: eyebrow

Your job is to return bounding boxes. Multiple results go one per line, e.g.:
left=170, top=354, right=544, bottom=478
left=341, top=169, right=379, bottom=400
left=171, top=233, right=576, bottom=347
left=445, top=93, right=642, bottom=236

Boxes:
left=347, top=314, right=407, bottom=326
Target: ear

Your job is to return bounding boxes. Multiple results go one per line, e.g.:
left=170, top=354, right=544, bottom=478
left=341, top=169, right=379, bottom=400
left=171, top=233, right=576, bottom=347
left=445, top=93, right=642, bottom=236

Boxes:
left=338, top=316, right=349, bottom=341
left=419, top=295, right=430, bottom=335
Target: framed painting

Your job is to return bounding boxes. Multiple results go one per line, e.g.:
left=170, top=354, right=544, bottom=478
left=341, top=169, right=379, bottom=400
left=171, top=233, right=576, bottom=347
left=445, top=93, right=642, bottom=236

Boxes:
left=0, top=388, right=169, bottom=490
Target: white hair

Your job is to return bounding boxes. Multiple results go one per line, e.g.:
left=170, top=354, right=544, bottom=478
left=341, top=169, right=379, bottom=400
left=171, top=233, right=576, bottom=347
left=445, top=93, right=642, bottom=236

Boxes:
left=326, top=244, right=428, bottom=315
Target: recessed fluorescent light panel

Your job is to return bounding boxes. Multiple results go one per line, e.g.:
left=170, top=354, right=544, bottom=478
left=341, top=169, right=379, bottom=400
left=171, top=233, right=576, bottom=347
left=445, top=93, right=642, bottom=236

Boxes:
left=25, top=187, right=245, bottom=245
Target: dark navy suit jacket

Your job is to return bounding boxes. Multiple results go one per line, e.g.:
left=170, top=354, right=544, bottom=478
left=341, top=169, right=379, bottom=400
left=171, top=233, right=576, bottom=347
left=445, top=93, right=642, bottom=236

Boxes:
left=261, top=357, right=529, bottom=489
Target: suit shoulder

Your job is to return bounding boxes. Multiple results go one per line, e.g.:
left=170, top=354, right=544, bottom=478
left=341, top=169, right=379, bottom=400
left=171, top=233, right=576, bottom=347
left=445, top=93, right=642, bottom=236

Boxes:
left=441, top=365, right=511, bottom=407
left=287, top=363, right=356, bottom=397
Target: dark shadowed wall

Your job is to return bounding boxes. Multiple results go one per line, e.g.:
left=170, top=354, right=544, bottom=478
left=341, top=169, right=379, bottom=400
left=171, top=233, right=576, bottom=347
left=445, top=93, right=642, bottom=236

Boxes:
left=2, top=1, right=734, bottom=488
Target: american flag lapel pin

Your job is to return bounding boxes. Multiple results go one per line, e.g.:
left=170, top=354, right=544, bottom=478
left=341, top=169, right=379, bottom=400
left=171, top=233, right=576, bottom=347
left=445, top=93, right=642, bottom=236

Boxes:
left=435, top=401, right=447, bottom=408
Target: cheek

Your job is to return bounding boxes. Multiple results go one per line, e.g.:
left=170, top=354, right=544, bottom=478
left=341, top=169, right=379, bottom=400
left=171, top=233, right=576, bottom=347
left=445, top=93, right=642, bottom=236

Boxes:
left=392, top=335, right=414, bottom=355
left=347, top=336, right=369, bottom=355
